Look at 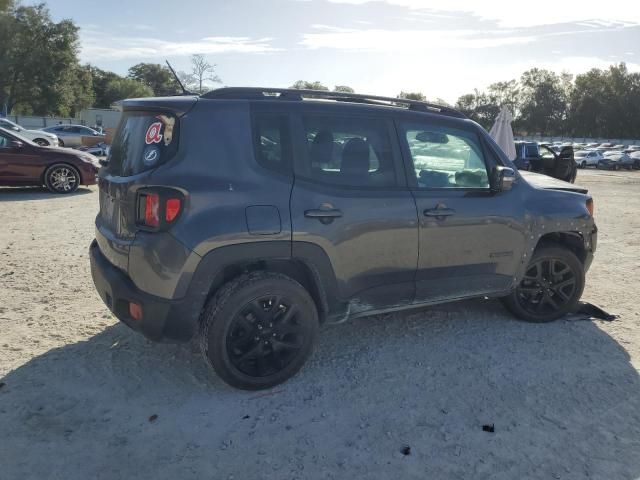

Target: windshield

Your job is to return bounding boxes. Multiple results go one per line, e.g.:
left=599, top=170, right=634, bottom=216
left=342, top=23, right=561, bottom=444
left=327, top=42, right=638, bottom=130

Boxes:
left=0, top=118, right=25, bottom=132
left=105, top=111, right=179, bottom=176
left=0, top=127, right=38, bottom=146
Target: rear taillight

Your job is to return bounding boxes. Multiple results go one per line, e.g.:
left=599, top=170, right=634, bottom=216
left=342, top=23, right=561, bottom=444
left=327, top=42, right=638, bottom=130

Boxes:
left=165, top=198, right=182, bottom=222
left=144, top=193, right=160, bottom=227
left=137, top=189, right=184, bottom=230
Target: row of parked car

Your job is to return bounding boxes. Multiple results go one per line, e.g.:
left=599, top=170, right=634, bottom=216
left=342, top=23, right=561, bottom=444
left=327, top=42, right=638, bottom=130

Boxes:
left=0, top=117, right=105, bottom=148
left=0, top=119, right=102, bottom=193
left=514, top=141, right=640, bottom=174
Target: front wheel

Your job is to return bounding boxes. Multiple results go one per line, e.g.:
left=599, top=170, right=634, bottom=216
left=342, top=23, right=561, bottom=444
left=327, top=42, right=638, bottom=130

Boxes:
left=44, top=164, right=80, bottom=194
left=33, top=138, right=50, bottom=146
left=580, top=161, right=587, bottom=168
left=501, top=246, right=585, bottom=323
left=200, top=272, right=319, bottom=390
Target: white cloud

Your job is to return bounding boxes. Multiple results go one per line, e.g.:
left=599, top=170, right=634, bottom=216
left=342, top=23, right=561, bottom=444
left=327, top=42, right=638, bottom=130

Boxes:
left=80, top=34, right=279, bottom=61
left=301, top=25, right=537, bottom=50
left=327, top=0, right=640, bottom=28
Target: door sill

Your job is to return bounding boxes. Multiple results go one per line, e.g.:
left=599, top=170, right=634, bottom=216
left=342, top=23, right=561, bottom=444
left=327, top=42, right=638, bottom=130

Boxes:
left=325, top=289, right=512, bottom=323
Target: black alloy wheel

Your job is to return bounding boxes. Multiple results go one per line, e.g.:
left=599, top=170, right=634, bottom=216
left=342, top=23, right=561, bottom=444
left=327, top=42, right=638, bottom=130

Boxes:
left=226, top=295, right=305, bottom=377
left=515, top=258, right=576, bottom=317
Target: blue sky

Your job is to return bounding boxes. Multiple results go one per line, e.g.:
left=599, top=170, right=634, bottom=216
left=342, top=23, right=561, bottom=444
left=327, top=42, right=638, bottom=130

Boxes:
left=44, top=0, right=640, bottom=103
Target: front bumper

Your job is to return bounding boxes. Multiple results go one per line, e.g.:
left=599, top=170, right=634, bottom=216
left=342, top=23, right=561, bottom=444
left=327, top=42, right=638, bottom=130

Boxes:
left=89, top=239, right=200, bottom=342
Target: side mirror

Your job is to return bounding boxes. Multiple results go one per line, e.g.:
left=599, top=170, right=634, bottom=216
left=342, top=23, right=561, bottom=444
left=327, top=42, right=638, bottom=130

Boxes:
left=9, top=140, right=23, bottom=149
left=492, top=166, right=516, bottom=192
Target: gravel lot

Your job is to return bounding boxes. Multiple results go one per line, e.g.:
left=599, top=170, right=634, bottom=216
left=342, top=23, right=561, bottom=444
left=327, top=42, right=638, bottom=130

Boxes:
left=1, top=169, right=639, bottom=479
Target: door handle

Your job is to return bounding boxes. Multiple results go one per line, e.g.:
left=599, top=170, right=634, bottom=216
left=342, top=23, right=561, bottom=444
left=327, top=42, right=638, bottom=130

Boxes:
left=304, top=208, right=343, bottom=219
left=424, top=208, right=455, bottom=217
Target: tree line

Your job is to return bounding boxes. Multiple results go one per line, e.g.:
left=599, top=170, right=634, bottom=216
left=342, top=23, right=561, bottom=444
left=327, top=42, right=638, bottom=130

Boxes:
left=454, top=64, right=640, bottom=139
left=2, top=2, right=639, bottom=138
left=0, top=2, right=221, bottom=116
left=283, top=67, right=640, bottom=140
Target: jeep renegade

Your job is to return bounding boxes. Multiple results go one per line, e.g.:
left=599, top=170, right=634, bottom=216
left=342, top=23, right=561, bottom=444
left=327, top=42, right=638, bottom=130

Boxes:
left=90, top=88, right=597, bottom=390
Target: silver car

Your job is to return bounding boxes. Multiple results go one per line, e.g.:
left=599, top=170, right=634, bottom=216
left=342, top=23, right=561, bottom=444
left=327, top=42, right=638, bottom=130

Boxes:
left=41, top=124, right=105, bottom=148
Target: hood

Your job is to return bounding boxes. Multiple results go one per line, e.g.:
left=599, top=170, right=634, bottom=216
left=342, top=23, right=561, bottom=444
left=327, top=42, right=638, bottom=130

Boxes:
left=520, top=171, right=588, bottom=194
left=28, top=128, right=57, bottom=139
left=36, top=145, right=100, bottom=167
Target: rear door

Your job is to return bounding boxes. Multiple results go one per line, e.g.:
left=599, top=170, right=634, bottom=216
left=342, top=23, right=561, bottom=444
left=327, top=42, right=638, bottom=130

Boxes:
left=290, top=108, right=418, bottom=312
left=397, top=118, right=526, bottom=303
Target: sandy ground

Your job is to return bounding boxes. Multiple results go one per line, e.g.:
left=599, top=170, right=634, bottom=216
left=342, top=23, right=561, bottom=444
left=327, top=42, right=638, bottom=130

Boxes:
left=1, top=170, right=639, bottom=479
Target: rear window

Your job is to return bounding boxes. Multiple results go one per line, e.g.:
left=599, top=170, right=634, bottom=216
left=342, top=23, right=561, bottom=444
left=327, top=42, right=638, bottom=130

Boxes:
left=106, top=112, right=179, bottom=176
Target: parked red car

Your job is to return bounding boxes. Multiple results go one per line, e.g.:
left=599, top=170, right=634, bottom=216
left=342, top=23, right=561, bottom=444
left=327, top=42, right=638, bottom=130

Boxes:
left=0, top=127, right=99, bottom=193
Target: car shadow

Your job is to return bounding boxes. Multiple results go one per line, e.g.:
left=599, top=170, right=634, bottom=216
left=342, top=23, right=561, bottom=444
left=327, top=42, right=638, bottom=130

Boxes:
left=1, top=299, right=639, bottom=479
left=0, top=186, right=94, bottom=201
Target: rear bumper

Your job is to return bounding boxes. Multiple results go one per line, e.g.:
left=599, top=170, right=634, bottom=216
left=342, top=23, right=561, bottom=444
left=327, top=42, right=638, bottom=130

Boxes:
left=89, top=239, right=201, bottom=342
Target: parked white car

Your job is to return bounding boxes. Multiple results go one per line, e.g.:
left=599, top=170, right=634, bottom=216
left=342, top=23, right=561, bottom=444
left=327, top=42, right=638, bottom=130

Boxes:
left=574, top=149, right=604, bottom=168
left=0, top=118, right=59, bottom=146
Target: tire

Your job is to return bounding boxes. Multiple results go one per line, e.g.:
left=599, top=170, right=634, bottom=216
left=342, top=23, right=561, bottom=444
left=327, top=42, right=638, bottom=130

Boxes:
left=199, top=271, right=319, bottom=390
left=44, top=163, right=80, bottom=194
left=501, top=245, right=585, bottom=323
left=33, top=138, right=50, bottom=146
left=580, top=161, right=587, bottom=169
left=57, top=139, right=65, bottom=147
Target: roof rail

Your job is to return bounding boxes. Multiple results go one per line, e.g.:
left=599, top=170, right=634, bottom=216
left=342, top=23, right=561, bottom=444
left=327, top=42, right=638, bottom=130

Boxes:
left=202, top=87, right=466, bottom=119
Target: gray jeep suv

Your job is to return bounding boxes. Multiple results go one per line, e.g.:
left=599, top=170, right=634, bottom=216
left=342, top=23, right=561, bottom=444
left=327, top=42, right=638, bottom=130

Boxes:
left=90, top=88, right=597, bottom=390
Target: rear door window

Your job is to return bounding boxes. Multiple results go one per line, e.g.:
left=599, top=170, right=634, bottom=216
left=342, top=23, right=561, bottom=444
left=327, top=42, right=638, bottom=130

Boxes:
left=296, top=114, right=398, bottom=188
left=105, top=112, right=179, bottom=176
left=252, top=113, right=292, bottom=174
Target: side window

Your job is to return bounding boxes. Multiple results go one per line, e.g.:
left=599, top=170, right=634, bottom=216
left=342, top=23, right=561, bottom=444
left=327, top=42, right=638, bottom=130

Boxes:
left=298, top=114, right=397, bottom=188
left=525, top=145, right=538, bottom=157
left=400, top=123, right=490, bottom=189
left=252, top=113, right=291, bottom=174
left=0, top=133, right=9, bottom=148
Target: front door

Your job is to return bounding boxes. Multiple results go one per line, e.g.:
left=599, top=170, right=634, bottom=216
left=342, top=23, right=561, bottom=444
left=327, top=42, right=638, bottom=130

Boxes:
left=396, top=118, right=527, bottom=303
left=0, top=131, right=40, bottom=183
left=290, top=109, right=418, bottom=312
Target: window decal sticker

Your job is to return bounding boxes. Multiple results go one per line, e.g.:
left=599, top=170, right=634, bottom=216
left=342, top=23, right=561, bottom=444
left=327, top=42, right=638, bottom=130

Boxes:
left=142, top=145, right=160, bottom=166
left=145, top=121, right=163, bottom=144
left=156, top=115, right=175, bottom=146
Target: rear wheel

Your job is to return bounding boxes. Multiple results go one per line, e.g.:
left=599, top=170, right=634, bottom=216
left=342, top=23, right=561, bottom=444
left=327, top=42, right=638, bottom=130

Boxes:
left=200, top=272, right=319, bottom=390
left=501, top=246, right=584, bottom=323
left=44, top=164, right=80, bottom=194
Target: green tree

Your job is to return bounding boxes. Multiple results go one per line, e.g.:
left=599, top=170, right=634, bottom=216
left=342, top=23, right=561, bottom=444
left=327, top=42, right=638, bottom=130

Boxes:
left=290, top=80, right=329, bottom=91
left=0, top=4, right=89, bottom=116
left=333, top=85, right=354, bottom=93
left=455, top=89, right=500, bottom=130
left=128, top=63, right=180, bottom=97
left=104, top=77, right=153, bottom=105
left=517, top=68, right=569, bottom=135
left=568, top=64, right=640, bottom=138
